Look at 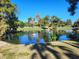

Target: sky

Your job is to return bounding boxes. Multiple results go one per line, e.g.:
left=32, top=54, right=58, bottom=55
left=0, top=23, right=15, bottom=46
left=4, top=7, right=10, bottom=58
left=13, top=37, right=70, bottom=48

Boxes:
left=11, top=0, right=79, bottom=22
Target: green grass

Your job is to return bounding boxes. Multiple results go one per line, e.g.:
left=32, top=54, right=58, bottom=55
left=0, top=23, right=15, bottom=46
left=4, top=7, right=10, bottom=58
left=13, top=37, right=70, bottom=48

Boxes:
left=17, top=26, right=72, bottom=32
left=0, top=41, right=79, bottom=59
left=57, top=26, right=72, bottom=31
left=17, top=27, right=43, bottom=31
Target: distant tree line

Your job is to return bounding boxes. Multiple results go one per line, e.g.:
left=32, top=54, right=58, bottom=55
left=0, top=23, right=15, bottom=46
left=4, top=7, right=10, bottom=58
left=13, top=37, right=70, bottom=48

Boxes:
left=17, top=15, right=79, bottom=28
left=27, top=15, right=72, bottom=27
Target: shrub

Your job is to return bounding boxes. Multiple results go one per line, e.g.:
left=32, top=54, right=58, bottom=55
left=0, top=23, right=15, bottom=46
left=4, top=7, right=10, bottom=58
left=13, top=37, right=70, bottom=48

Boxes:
left=0, top=19, right=9, bottom=40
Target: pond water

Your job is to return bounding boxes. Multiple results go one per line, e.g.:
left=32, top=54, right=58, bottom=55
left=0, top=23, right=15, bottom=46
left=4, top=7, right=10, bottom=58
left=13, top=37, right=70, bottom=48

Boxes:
left=5, top=30, right=79, bottom=44
left=5, top=31, right=50, bottom=44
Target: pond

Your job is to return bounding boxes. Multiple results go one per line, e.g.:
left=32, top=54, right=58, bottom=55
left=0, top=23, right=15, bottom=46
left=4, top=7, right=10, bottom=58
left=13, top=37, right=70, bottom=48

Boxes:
left=5, top=30, right=79, bottom=44
left=5, top=31, right=51, bottom=44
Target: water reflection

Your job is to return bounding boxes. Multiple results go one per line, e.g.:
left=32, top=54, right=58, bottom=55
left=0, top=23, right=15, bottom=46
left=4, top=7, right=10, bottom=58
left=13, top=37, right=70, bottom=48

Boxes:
left=19, top=31, right=46, bottom=44
left=5, top=33, right=19, bottom=44
left=5, top=30, right=79, bottom=44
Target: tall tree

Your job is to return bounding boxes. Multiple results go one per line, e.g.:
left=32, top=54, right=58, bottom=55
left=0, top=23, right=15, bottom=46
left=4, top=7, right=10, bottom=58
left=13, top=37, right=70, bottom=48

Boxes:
left=28, top=17, right=32, bottom=23
left=73, top=18, right=79, bottom=27
left=0, top=0, right=17, bottom=39
left=28, top=17, right=35, bottom=27
left=0, top=0, right=17, bottom=30
left=51, top=16, right=60, bottom=27
left=51, top=16, right=60, bottom=22
left=66, top=19, right=72, bottom=25
left=66, top=0, right=79, bottom=15
left=43, top=15, right=49, bottom=26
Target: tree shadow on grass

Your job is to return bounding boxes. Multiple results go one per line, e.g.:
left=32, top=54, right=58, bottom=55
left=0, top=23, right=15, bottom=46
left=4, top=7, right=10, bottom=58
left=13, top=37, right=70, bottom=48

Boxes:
left=30, top=43, right=79, bottom=59
left=31, top=43, right=60, bottom=59
left=46, top=43, right=79, bottom=59
left=65, top=53, right=79, bottom=59
left=31, top=53, right=40, bottom=59
left=59, top=46, right=79, bottom=59
left=45, top=45, right=61, bottom=59
left=32, top=43, right=47, bottom=59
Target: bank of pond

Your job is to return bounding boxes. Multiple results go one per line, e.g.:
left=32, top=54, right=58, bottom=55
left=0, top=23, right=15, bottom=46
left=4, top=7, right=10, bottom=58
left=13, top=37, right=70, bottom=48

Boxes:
left=4, top=30, right=79, bottom=44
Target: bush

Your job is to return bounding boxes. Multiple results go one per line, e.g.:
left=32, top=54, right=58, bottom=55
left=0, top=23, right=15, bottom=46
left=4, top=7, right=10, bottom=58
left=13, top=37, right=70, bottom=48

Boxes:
left=0, top=19, right=9, bottom=40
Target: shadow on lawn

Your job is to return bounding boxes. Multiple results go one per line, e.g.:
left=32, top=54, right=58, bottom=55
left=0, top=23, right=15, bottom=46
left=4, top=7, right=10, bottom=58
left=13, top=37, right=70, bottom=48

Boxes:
left=30, top=43, right=79, bottom=59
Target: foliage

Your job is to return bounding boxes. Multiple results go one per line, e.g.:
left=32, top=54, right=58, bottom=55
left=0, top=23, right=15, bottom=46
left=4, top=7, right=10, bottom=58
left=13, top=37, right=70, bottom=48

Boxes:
left=15, top=20, right=26, bottom=27
left=51, top=33, right=57, bottom=41
left=66, top=19, right=72, bottom=25
left=26, top=15, right=73, bottom=28
left=66, top=0, right=79, bottom=15
left=28, top=17, right=35, bottom=27
left=51, top=16, right=60, bottom=22
left=0, top=0, right=17, bottom=30
left=28, top=17, right=32, bottom=22
left=0, top=0, right=17, bottom=39
left=43, top=15, right=49, bottom=26
left=0, top=19, right=9, bottom=39
left=73, top=21, right=79, bottom=27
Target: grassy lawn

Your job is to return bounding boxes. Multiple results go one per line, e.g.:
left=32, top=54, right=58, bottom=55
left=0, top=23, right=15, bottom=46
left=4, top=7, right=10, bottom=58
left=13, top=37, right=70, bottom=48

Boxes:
left=17, top=27, right=43, bottom=31
left=57, top=26, right=72, bottom=31
left=0, top=41, right=79, bottom=59
left=17, top=26, right=72, bottom=32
